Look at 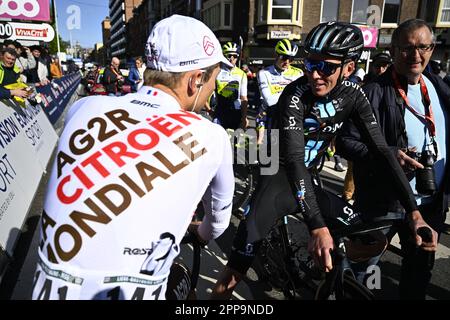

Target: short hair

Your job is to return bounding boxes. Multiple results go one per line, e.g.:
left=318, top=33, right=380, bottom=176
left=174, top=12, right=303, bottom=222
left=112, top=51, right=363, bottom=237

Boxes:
left=392, top=19, right=435, bottom=47
left=144, top=63, right=219, bottom=88
left=2, top=47, right=18, bottom=58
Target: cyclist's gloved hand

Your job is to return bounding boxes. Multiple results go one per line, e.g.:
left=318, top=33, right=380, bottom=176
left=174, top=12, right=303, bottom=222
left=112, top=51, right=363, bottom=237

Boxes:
left=308, top=227, right=334, bottom=272
left=408, top=210, right=438, bottom=252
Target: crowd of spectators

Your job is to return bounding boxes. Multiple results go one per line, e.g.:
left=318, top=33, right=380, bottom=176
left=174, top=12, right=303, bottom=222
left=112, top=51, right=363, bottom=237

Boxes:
left=0, top=40, right=72, bottom=101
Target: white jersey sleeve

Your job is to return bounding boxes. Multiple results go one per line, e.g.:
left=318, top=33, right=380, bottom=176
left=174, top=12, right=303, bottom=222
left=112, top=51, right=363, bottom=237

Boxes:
left=257, top=69, right=277, bottom=107
left=198, top=128, right=234, bottom=240
left=240, top=72, right=248, bottom=98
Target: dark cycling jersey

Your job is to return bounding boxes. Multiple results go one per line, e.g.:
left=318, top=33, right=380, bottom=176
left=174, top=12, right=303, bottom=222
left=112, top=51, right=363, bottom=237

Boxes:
left=277, top=76, right=418, bottom=230
left=226, top=76, right=420, bottom=276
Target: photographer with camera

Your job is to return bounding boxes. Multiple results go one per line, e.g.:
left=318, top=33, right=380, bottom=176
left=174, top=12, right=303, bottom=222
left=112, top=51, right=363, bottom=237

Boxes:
left=336, top=19, right=449, bottom=299
left=103, top=56, right=124, bottom=96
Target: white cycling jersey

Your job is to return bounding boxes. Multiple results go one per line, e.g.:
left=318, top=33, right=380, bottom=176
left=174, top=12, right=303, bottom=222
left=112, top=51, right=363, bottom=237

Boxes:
left=215, top=66, right=247, bottom=109
left=257, top=65, right=303, bottom=108
left=32, top=86, right=234, bottom=300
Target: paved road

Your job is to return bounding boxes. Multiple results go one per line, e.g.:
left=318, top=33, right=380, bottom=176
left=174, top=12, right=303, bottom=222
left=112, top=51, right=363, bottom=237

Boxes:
left=3, top=103, right=450, bottom=300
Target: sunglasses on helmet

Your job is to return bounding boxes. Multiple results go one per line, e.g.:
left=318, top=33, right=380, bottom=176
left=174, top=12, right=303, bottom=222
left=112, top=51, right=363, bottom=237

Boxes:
left=304, top=59, right=341, bottom=77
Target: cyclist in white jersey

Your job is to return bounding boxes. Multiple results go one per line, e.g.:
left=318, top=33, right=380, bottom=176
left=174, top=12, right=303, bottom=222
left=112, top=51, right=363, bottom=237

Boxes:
left=32, top=14, right=235, bottom=300
left=256, top=39, right=303, bottom=144
left=214, top=42, right=249, bottom=130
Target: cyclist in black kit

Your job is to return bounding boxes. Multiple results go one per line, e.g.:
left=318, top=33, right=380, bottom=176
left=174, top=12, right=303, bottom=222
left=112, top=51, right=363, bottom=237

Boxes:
left=211, top=21, right=437, bottom=299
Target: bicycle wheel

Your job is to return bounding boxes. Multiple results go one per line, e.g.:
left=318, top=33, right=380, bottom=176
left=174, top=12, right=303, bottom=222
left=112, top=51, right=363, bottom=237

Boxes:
left=315, top=272, right=374, bottom=300
left=253, top=225, right=298, bottom=299
left=253, top=216, right=316, bottom=299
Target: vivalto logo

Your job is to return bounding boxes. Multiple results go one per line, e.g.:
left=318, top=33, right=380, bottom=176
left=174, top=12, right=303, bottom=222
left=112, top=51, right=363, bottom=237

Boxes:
left=0, top=0, right=41, bottom=18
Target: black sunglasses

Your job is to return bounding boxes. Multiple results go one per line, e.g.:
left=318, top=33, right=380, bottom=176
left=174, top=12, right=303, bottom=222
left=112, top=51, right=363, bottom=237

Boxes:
left=279, top=55, right=294, bottom=61
left=304, top=59, right=341, bottom=77
left=227, top=54, right=238, bottom=59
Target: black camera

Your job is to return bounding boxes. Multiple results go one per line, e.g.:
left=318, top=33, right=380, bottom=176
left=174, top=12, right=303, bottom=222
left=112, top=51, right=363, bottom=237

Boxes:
left=413, top=150, right=437, bottom=195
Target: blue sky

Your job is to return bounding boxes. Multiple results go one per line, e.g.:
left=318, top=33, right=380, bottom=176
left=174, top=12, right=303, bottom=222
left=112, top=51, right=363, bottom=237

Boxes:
left=55, top=0, right=109, bottom=48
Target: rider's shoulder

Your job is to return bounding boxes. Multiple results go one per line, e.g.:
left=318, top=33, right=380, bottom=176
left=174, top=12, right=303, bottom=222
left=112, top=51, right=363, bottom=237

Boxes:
left=283, top=76, right=308, bottom=95
left=340, top=80, right=365, bottom=94
left=262, top=65, right=276, bottom=73
left=287, top=65, right=303, bottom=74
left=231, top=66, right=245, bottom=76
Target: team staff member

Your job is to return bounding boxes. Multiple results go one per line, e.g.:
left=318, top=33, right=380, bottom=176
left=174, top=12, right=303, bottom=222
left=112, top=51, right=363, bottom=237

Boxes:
left=256, top=39, right=303, bottom=144
left=32, top=14, right=235, bottom=300
left=214, top=42, right=248, bottom=129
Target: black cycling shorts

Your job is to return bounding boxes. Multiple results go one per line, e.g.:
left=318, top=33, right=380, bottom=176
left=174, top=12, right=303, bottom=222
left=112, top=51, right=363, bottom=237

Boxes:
left=227, top=166, right=299, bottom=275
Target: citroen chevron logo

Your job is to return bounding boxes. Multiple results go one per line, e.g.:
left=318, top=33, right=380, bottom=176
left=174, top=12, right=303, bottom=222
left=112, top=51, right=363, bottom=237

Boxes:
left=203, top=36, right=215, bottom=56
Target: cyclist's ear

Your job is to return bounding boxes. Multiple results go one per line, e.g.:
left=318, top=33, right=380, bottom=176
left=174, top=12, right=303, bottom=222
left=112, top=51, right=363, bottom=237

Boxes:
left=188, top=71, right=204, bottom=93
left=342, top=60, right=356, bottom=79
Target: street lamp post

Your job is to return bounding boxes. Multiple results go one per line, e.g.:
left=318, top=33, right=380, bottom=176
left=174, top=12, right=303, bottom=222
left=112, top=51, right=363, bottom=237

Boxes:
left=53, top=0, right=61, bottom=53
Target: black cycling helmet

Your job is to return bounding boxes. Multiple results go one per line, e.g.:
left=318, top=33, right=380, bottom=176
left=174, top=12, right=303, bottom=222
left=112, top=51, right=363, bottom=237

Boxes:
left=304, top=21, right=364, bottom=62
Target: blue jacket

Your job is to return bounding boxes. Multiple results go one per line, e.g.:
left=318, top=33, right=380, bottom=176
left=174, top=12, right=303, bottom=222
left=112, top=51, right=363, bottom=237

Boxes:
left=336, top=66, right=450, bottom=222
left=127, top=67, right=140, bottom=92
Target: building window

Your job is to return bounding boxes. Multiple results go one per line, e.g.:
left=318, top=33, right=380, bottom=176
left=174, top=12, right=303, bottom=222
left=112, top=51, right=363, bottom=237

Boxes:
left=202, top=0, right=233, bottom=30
left=271, top=0, right=293, bottom=20
left=351, top=0, right=369, bottom=24
left=224, top=2, right=232, bottom=26
left=418, top=0, right=438, bottom=23
left=441, top=0, right=450, bottom=22
left=321, top=0, right=339, bottom=22
left=382, top=0, right=401, bottom=24
left=258, top=0, right=268, bottom=22
left=203, top=3, right=221, bottom=30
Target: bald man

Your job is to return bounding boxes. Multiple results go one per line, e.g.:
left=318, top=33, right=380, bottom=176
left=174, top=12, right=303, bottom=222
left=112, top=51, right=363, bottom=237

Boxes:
left=103, top=56, right=125, bottom=96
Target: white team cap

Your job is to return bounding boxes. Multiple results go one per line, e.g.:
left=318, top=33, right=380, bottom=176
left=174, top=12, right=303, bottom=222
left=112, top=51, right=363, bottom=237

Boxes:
left=145, top=14, right=233, bottom=72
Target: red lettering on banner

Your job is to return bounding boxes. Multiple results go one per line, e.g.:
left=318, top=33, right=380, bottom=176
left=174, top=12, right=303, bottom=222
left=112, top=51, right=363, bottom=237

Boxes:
left=15, top=28, right=47, bottom=37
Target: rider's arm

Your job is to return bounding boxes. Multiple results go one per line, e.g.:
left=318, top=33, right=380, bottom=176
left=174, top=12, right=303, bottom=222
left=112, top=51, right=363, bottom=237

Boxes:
left=257, top=69, right=278, bottom=108
left=240, top=71, right=248, bottom=124
left=336, top=82, right=397, bottom=162
left=351, top=86, right=418, bottom=214
left=278, top=83, right=326, bottom=231
left=198, top=129, right=234, bottom=241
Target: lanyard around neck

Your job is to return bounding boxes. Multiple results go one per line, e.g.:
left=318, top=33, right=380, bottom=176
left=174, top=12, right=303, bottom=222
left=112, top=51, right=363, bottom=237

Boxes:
left=392, top=70, right=438, bottom=156
left=392, top=70, right=436, bottom=136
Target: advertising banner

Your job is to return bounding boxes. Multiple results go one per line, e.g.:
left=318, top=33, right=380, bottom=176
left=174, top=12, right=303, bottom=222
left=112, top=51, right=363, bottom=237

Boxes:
left=357, top=26, right=379, bottom=48
left=0, top=101, right=55, bottom=255
left=0, top=21, right=55, bottom=42
left=0, top=0, right=50, bottom=22
left=38, top=72, right=82, bottom=125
